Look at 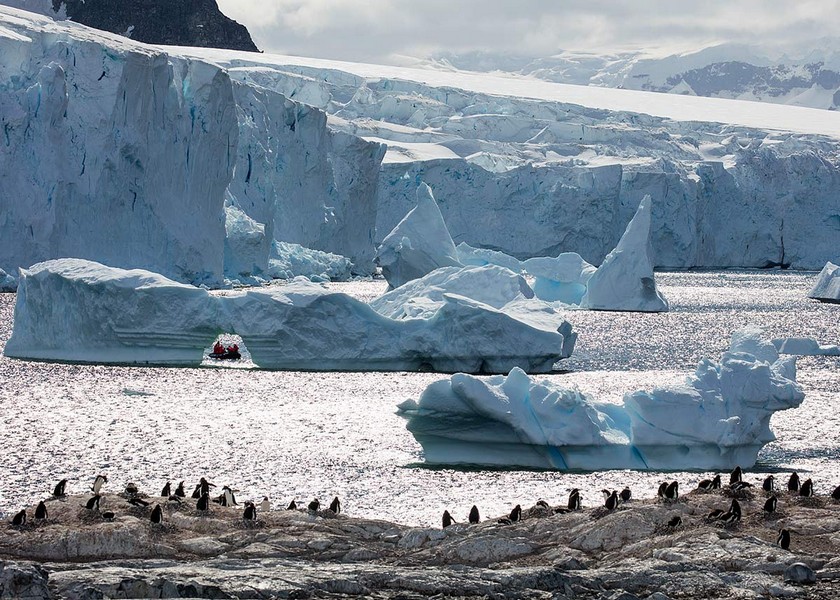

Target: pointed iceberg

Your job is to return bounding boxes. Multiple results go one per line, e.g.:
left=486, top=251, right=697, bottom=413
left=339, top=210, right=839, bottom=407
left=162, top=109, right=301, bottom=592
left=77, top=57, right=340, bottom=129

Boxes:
left=581, top=195, right=669, bottom=312
left=808, top=261, right=840, bottom=303
left=375, top=183, right=462, bottom=289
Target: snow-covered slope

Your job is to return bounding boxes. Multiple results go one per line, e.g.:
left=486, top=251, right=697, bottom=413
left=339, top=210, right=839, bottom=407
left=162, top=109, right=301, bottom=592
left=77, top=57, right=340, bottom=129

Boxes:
left=426, top=42, right=840, bottom=111
left=2, top=6, right=839, bottom=281
left=0, top=7, right=384, bottom=285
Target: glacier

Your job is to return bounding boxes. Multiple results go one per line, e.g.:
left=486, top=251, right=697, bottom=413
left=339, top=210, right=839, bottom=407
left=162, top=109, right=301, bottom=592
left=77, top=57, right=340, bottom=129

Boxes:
left=4, top=258, right=576, bottom=373
left=808, top=262, right=840, bottom=303
left=398, top=327, right=804, bottom=470
left=2, top=6, right=840, bottom=285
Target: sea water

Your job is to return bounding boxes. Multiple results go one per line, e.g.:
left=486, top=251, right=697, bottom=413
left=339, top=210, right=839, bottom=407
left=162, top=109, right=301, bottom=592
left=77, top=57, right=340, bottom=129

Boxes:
left=0, top=271, right=836, bottom=526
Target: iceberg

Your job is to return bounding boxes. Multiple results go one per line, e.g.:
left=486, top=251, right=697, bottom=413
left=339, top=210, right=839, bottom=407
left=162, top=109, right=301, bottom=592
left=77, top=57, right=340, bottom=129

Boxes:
left=0, top=269, right=17, bottom=292
left=522, top=253, right=596, bottom=305
left=375, top=183, right=462, bottom=289
left=581, top=195, right=669, bottom=312
left=772, top=337, right=840, bottom=357
left=5, top=259, right=575, bottom=373
left=456, top=242, right=523, bottom=273
left=808, top=262, right=840, bottom=303
left=267, top=241, right=353, bottom=283
left=399, top=327, right=803, bottom=470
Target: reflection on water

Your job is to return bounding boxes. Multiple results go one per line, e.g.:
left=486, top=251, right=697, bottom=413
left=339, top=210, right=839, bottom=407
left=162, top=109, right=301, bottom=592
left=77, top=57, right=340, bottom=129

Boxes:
left=0, top=270, right=837, bottom=526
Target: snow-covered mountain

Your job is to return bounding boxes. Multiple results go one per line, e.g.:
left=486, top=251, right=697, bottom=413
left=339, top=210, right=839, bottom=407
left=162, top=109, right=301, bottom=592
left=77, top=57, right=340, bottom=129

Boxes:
left=1, top=6, right=839, bottom=287
left=1, top=0, right=258, bottom=51
left=422, top=42, right=840, bottom=111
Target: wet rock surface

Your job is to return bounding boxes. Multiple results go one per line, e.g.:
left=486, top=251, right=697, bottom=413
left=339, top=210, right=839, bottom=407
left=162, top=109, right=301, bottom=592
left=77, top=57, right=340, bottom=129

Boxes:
left=3, top=490, right=840, bottom=598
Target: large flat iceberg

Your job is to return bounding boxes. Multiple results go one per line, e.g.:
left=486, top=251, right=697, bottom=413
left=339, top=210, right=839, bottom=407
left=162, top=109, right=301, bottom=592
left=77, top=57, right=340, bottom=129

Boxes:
left=5, top=259, right=576, bottom=373
left=398, top=327, right=803, bottom=470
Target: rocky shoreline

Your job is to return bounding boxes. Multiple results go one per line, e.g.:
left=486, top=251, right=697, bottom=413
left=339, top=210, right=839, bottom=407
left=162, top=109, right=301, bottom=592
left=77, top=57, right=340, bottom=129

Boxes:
left=2, top=485, right=840, bottom=599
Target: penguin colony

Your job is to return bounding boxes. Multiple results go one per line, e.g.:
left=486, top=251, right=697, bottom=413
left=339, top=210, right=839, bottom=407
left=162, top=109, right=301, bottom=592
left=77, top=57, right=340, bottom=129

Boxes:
left=8, top=467, right=840, bottom=555
left=7, top=474, right=343, bottom=528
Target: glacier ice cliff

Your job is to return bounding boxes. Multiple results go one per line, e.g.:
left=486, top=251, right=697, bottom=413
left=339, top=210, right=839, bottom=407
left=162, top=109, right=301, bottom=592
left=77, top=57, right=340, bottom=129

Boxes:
left=808, top=262, right=840, bottom=303
left=5, top=258, right=576, bottom=373
left=0, top=7, right=384, bottom=285
left=399, top=327, right=803, bottom=470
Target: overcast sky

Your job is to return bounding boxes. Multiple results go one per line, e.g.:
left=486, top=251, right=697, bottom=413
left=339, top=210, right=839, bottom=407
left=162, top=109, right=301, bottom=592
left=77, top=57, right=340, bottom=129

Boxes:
left=216, top=0, right=840, bottom=64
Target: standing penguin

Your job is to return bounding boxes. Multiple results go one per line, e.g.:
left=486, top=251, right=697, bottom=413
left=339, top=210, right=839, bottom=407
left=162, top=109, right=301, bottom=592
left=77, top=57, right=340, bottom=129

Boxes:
left=243, top=502, right=257, bottom=520
left=620, top=487, right=632, bottom=503
left=286, top=500, right=297, bottom=510
left=53, top=479, right=68, bottom=498
left=442, top=510, right=454, bottom=528
left=762, top=475, right=775, bottom=492
left=763, top=495, right=777, bottom=514
left=174, top=481, right=186, bottom=497
left=150, top=504, right=163, bottom=524
left=161, top=481, right=171, bottom=497
left=605, top=490, right=619, bottom=510
left=308, top=498, right=320, bottom=512
left=799, top=478, right=814, bottom=497
left=729, top=466, right=743, bottom=485
left=222, top=486, right=238, bottom=506
left=85, top=495, right=102, bottom=511
left=665, top=481, right=679, bottom=501
left=657, top=482, right=669, bottom=498
left=568, top=489, right=581, bottom=511
left=196, top=493, right=209, bottom=511
left=509, top=504, right=522, bottom=522
left=34, top=501, right=48, bottom=521
left=787, top=472, right=800, bottom=492
left=260, top=497, right=270, bottom=512
left=91, top=475, right=108, bottom=494
left=329, top=497, right=341, bottom=514
left=777, top=528, right=791, bottom=550
left=11, top=510, right=26, bottom=526
left=468, top=505, right=480, bottom=524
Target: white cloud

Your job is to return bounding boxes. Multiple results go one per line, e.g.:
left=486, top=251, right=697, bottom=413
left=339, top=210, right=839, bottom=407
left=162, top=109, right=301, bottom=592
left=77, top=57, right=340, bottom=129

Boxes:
left=217, top=0, right=840, bottom=63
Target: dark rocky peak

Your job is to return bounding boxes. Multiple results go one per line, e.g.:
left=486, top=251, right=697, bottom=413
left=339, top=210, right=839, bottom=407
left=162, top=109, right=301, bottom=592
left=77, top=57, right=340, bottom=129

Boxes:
left=51, top=0, right=259, bottom=52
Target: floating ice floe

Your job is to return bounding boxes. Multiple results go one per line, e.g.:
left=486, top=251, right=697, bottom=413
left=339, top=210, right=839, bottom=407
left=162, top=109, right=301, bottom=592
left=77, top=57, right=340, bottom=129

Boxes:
left=0, top=268, right=16, bottom=292
left=808, top=262, right=840, bottom=303
left=581, top=195, right=669, bottom=312
left=398, top=326, right=803, bottom=470
left=772, top=337, right=840, bottom=356
left=375, top=183, right=462, bottom=289
left=5, top=258, right=575, bottom=373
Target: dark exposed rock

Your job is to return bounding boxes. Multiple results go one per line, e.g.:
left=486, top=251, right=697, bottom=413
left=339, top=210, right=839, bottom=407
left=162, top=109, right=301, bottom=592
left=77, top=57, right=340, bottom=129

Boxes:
left=0, top=561, right=51, bottom=600
left=51, top=0, right=259, bottom=52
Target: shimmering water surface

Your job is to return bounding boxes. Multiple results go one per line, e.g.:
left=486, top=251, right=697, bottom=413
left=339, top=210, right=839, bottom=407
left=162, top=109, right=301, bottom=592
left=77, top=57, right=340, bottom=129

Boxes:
left=0, top=271, right=837, bottom=526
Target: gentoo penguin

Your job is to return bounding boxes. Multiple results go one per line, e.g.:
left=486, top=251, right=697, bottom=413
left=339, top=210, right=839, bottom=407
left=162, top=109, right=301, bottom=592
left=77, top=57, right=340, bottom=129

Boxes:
left=601, top=489, right=612, bottom=501
left=243, top=502, right=257, bottom=520
left=665, top=481, right=679, bottom=501
left=161, top=481, right=171, bottom=497
left=729, top=466, right=743, bottom=485
left=128, top=497, right=150, bottom=507
left=329, top=496, right=341, bottom=514
left=85, top=495, right=101, bottom=510
left=777, top=528, right=791, bottom=550
left=53, top=479, right=68, bottom=498
left=174, top=481, right=186, bottom=497
left=102, top=511, right=116, bottom=522
left=620, top=487, right=632, bottom=503
left=260, top=497, right=270, bottom=512
left=719, top=498, right=742, bottom=525
left=286, top=500, right=297, bottom=510
left=832, top=485, right=840, bottom=501
left=167, top=495, right=182, bottom=505
left=731, top=481, right=753, bottom=494
left=125, top=483, right=138, bottom=496
left=787, top=472, right=800, bottom=492
left=730, top=498, right=742, bottom=519
left=657, top=482, right=669, bottom=498
left=442, top=510, right=454, bottom=528
left=568, top=489, right=581, bottom=511
left=34, top=500, right=48, bottom=520
left=196, top=493, right=209, bottom=511
left=150, top=504, right=163, bottom=524
left=706, top=509, right=725, bottom=521
left=91, top=475, right=107, bottom=494
left=509, top=504, right=522, bottom=522
left=11, top=509, right=26, bottom=526
left=763, top=495, right=777, bottom=514
left=468, top=505, right=480, bottom=524
left=223, top=486, right=238, bottom=506
left=667, top=515, right=682, bottom=528
left=605, top=490, right=619, bottom=510
left=308, top=498, right=320, bottom=512
left=762, top=475, right=775, bottom=492
left=697, top=476, right=715, bottom=491
left=799, top=478, right=814, bottom=497
left=497, top=517, right=512, bottom=525
left=196, top=477, right=214, bottom=497
left=536, top=500, right=550, bottom=509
